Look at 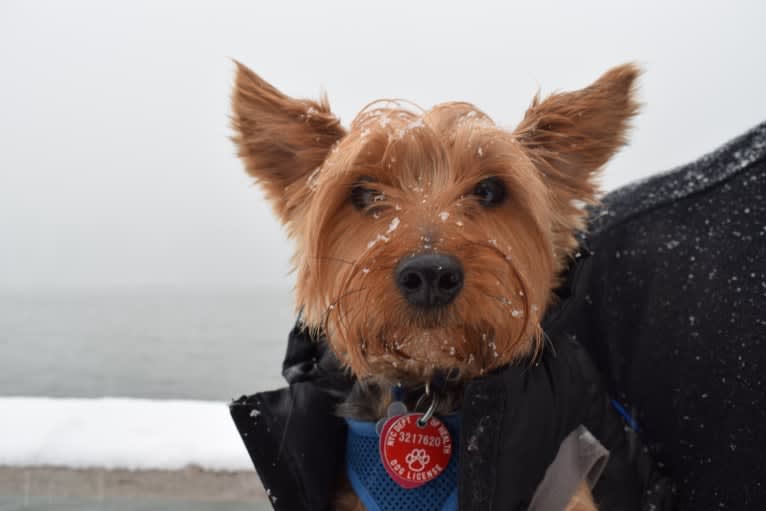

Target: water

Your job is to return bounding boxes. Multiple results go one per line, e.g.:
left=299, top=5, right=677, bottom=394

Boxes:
left=0, top=287, right=296, bottom=401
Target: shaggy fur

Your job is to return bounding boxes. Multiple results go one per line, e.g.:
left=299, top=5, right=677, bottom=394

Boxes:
left=231, top=62, right=640, bottom=511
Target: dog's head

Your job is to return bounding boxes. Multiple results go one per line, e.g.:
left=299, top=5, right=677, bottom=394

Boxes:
left=231, top=63, right=639, bottom=381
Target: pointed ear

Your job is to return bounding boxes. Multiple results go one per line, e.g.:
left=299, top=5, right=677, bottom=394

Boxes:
left=231, top=61, right=346, bottom=223
left=514, top=63, right=640, bottom=259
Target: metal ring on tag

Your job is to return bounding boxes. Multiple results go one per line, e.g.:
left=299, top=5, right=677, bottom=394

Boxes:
left=413, top=381, right=432, bottom=412
left=417, top=392, right=439, bottom=428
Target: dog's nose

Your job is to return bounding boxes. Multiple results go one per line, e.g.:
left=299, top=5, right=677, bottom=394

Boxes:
left=395, top=253, right=464, bottom=308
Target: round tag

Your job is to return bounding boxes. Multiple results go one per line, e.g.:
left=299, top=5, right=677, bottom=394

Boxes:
left=378, top=413, right=453, bottom=489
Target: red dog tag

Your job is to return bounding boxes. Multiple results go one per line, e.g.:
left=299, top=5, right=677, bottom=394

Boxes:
left=378, top=413, right=453, bottom=489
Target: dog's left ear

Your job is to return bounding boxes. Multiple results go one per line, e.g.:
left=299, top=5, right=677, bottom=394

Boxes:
left=231, top=61, right=346, bottom=223
left=514, top=63, right=640, bottom=260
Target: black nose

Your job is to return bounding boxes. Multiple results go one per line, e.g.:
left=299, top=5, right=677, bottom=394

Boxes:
left=395, top=253, right=464, bottom=308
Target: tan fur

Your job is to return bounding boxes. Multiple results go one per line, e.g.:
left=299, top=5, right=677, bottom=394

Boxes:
left=565, top=482, right=599, bottom=511
left=231, top=62, right=640, bottom=510
left=515, top=65, right=640, bottom=269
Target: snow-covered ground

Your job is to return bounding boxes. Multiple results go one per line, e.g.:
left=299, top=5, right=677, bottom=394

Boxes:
left=0, top=397, right=252, bottom=471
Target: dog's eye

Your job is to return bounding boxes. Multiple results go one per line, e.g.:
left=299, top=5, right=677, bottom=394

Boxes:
left=473, top=177, right=507, bottom=207
left=350, top=177, right=380, bottom=212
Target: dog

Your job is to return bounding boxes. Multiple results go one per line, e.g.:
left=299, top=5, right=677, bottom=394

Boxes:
left=231, top=62, right=639, bottom=511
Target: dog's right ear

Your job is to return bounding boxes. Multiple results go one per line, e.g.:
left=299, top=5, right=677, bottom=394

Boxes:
left=231, top=61, right=346, bottom=223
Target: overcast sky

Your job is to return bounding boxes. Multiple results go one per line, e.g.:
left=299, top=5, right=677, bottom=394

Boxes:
left=1, top=1, right=765, bottom=289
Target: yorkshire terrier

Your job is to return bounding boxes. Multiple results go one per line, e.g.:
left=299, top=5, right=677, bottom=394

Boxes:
left=231, top=62, right=639, bottom=511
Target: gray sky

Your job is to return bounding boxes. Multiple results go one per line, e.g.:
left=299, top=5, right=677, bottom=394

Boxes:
left=2, top=0, right=765, bottom=289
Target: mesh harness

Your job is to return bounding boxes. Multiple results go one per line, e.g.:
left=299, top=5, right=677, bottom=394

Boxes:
left=345, top=416, right=460, bottom=511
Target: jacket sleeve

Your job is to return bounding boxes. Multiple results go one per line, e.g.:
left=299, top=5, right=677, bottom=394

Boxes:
left=561, top=121, right=766, bottom=509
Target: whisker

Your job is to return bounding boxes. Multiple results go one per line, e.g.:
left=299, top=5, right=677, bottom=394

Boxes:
left=455, top=237, right=536, bottom=352
left=543, top=330, right=557, bottom=356
left=322, top=286, right=368, bottom=332
left=476, top=290, right=514, bottom=306
left=308, top=255, right=357, bottom=266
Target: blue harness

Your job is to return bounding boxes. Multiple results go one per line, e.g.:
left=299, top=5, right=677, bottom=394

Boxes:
left=345, top=416, right=460, bottom=511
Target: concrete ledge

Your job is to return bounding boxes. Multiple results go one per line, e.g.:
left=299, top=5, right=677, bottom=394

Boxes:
left=0, top=466, right=266, bottom=502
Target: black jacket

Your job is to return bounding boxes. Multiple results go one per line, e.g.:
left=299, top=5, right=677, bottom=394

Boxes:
left=231, top=121, right=766, bottom=510
left=559, top=121, right=766, bottom=509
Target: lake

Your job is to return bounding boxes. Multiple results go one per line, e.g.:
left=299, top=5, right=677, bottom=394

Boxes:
left=0, top=287, right=296, bottom=401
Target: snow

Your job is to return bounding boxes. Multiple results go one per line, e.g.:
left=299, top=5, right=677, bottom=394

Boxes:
left=407, top=118, right=424, bottom=130
left=0, top=397, right=252, bottom=471
left=306, top=166, right=322, bottom=190
left=387, top=217, right=400, bottom=233
left=367, top=233, right=390, bottom=249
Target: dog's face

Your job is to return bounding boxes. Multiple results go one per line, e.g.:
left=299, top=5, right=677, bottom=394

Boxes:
left=232, top=63, right=638, bottom=381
